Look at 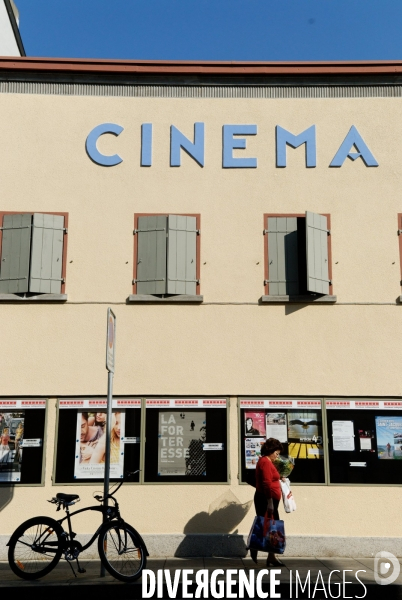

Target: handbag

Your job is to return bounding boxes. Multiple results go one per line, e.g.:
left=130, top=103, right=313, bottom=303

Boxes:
left=246, top=511, right=286, bottom=554
left=280, top=478, right=297, bottom=513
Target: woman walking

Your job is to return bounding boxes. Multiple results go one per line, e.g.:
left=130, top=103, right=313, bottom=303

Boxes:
left=250, top=437, right=284, bottom=566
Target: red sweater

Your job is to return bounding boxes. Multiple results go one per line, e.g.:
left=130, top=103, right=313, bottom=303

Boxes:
left=256, top=456, right=281, bottom=501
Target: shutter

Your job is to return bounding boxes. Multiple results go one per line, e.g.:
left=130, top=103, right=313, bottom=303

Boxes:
left=136, top=216, right=167, bottom=295
left=167, top=215, right=197, bottom=295
left=29, top=214, right=65, bottom=294
left=267, top=217, right=299, bottom=295
left=306, top=211, right=329, bottom=294
left=0, top=214, right=32, bottom=294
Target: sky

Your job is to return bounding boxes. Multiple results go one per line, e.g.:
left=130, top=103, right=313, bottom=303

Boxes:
left=15, top=0, right=402, bottom=62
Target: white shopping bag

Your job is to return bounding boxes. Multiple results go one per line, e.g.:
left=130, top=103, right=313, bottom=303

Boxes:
left=280, top=478, right=297, bottom=513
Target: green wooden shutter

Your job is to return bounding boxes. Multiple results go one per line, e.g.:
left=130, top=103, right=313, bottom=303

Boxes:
left=267, top=217, right=299, bottom=295
left=136, top=216, right=167, bottom=295
left=0, top=214, right=32, bottom=294
left=29, top=214, right=65, bottom=294
left=167, top=215, right=197, bottom=295
left=306, top=211, right=329, bottom=294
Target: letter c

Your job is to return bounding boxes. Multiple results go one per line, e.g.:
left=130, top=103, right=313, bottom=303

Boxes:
left=86, top=123, right=124, bottom=166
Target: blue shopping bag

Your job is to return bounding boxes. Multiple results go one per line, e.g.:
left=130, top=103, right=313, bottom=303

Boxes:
left=246, top=513, right=286, bottom=554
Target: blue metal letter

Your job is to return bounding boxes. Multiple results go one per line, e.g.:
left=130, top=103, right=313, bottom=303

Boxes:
left=141, top=123, right=152, bottom=167
left=330, top=126, right=379, bottom=167
left=223, top=125, right=257, bottom=168
left=85, top=123, right=123, bottom=167
left=170, top=123, right=204, bottom=167
left=276, top=125, right=316, bottom=168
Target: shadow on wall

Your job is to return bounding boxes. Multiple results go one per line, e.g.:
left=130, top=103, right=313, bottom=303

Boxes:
left=0, top=486, right=13, bottom=512
left=175, top=490, right=253, bottom=557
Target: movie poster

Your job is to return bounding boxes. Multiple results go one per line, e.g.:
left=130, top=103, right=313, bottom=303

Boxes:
left=375, top=416, right=402, bottom=460
left=74, top=410, right=125, bottom=479
left=0, top=411, right=24, bottom=482
left=287, top=411, right=323, bottom=459
left=265, top=413, right=287, bottom=443
left=158, top=411, right=206, bottom=476
left=244, top=412, right=266, bottom=437
left=245, top=437, right=265, bottom=469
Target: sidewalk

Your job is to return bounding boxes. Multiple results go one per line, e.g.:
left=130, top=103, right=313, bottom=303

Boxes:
left=1, top=556, right=401, bottom=599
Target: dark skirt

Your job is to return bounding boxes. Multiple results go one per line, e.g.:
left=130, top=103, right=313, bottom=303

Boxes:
left=254, top=490, right=280, bottom=520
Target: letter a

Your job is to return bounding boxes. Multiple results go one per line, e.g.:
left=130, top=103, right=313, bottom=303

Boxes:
left=330, top=125, right=378, bottom=167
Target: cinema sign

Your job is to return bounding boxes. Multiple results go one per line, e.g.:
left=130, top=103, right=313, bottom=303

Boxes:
left=85, top=123, right=379, bottom=169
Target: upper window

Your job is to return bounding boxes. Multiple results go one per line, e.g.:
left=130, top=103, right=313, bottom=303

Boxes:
left=262, top=211, right=335, bottom=302
left=0, top=213, right=68, bottom=298
left=130, top=214, right=201, bottom=302
left=398, top=214, right=402, bottom=303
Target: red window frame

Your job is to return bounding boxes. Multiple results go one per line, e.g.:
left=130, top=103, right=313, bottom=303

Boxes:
left=132, top=213, right=201, bottom=295
left=263, top=212, right=333, bottom=296
left=0, top=211, right=69, bottom=294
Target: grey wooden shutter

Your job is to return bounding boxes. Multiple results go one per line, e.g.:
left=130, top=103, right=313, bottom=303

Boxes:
left=306, top=211, right=329, bottom=294
left=136, top=216, right=167, bottom=295
left=0, top=214, right=32, bottom=294
left=167, top=215, right=197, bottom=295
left=29, top=214, right=65, bottom=294
left=267, top=217, right=299, bottom=295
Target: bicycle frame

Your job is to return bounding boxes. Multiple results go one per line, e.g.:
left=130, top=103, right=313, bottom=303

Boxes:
left=56, top=498, right=124, bottom=553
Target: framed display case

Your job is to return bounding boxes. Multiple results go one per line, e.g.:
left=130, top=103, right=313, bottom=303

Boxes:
left=326, top=399, right=402, bottom=485
left=54, top=398, right=141, bottom=484
left=0, top=399, right=47, bottom=485
left=239, top=398, right=326, bottom=485
left=144, top=398, right=229, bottom=483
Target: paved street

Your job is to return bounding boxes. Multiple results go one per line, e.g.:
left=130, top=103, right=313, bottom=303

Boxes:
left=1, top=556, right=401, bottom=598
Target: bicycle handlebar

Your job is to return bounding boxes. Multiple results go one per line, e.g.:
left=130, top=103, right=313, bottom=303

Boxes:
left=93, top=470, right=140, bottom=503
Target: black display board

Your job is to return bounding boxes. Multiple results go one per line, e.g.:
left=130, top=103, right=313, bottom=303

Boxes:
left=240, top=406, right=325, bottom=484
left=55, top=407, right=141, bottom=484
left=327, top=408, right=402, bottom=484
left=144, top=406, right=228, bottom=483
left=0, top=408, right=46, bottom=485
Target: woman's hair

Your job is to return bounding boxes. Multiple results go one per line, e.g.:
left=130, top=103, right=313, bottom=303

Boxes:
left=261, top=438, right=283, bottom=457
left=111, top=412, right=121, bottom=445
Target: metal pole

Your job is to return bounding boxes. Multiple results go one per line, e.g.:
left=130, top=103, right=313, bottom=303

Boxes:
left=100, top=369, right=114, bottom=577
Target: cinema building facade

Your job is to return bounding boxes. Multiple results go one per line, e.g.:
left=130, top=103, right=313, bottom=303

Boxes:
left=0, top=58, right=401, bottom=557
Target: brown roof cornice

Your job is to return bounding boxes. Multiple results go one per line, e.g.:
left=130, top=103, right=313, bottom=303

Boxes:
left=1, top=57, right=402, bottom=76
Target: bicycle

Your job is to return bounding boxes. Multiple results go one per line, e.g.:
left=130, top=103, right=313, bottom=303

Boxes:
left=7, top=471, right=148, bottom=583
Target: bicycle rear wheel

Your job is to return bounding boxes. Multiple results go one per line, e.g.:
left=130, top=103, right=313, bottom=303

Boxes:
left=8, top=516, right=63, bottom=580
left=98, top=521, right=147, bottom=582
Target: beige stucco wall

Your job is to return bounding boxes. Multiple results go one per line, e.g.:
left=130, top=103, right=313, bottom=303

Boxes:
left=0, top=91, right=402, bottom=541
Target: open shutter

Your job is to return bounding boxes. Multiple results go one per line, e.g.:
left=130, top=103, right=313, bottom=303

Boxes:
left=306, top=211, right=329, bottom=294
left=0, top=214, right=32, bottom=294
left=167, top=215, right=197, bottom=295
left=136, top=216, right=167, bottom=295
left=267, top=217, right=299, bottom=295
left=29, top=214, right=65, bottom=294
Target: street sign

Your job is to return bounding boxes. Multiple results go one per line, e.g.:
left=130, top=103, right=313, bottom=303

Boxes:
left=106, top=308, right=116, bottom=373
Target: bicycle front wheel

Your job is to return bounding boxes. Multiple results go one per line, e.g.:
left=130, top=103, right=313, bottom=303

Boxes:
left=98, top=521, right=147, bottom=582
left=8, top=516, right=63, bottom=580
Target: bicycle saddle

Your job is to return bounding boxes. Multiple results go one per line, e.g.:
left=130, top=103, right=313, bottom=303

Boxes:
left=56, top=493, right=80, bottom=502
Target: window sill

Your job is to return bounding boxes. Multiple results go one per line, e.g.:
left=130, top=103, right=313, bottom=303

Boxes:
left=260, top=294, right=337, bottom=304
left=0, top=294, right=67, bottom=302
left=127, top=294, right=203, bottom=303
